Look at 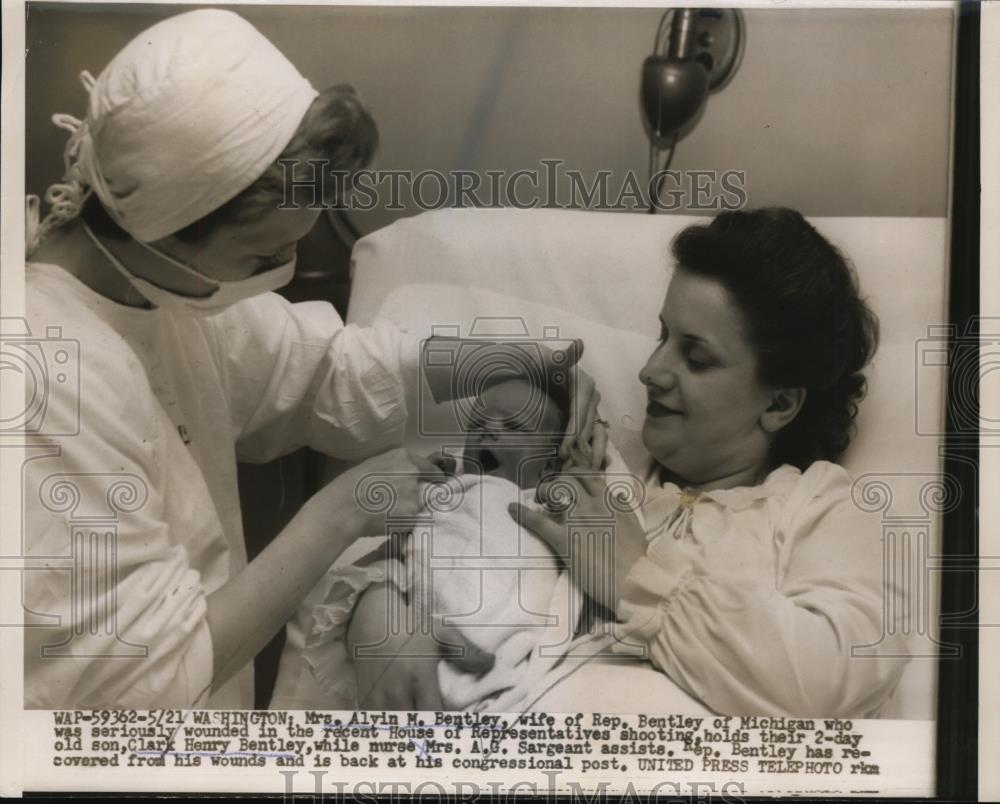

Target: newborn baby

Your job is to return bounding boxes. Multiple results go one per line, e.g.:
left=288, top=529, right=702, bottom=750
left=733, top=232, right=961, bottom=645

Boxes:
left=305, top=377, right=584, bottom=711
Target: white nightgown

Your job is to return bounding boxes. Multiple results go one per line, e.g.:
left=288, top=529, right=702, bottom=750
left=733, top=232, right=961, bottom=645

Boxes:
left=616, top=459, right=910, bottom=717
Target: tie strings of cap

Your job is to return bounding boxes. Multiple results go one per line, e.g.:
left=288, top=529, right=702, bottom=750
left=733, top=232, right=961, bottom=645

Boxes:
left=26, top=71, right=98, bottom=256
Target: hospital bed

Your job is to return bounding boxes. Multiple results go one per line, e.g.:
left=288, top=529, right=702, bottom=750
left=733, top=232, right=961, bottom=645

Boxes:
left=274, top=207, right=947, bottom=721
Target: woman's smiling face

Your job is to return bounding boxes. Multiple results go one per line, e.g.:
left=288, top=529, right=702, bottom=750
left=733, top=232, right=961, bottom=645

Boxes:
left=639, top=269, right=777, bottom=485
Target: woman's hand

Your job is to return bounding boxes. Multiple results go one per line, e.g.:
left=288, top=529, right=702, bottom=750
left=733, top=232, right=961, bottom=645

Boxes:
left=545, top=340, right=607, bottom=468
left=510, top=468, right=647, bottom=614
left=348, top=583, right=494, bottom=710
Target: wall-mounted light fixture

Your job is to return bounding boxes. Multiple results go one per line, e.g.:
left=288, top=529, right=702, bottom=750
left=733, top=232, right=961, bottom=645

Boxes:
left=641, top=8, right=745, bottom=211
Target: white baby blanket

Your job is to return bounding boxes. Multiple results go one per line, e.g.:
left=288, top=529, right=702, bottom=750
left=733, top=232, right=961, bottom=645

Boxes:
left=413, top=474, right=582, bottom=710
left=303, top=474, right=584, bottom=712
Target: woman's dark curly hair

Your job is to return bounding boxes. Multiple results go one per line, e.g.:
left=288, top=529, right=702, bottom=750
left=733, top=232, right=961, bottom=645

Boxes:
left=671, top=207, right=879, bottom=470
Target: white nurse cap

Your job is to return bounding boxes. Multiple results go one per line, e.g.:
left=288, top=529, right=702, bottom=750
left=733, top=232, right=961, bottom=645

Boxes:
left=27, top=8, right=318, bottom=249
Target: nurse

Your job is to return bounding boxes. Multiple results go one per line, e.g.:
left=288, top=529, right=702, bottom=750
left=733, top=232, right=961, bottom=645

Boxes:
left=22, top=9, right=601, bottom=710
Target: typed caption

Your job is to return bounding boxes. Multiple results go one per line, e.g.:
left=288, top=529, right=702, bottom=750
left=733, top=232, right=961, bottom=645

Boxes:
left=35, top=707, right=921, bottom=797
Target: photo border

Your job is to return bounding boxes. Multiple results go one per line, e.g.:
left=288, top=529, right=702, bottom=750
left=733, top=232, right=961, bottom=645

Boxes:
left=935, top=0, right=980, bottom=799
left=1, top=0, right=984, bottom=798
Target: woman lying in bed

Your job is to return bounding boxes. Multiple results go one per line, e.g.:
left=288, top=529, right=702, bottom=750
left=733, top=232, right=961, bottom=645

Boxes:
left=510, top=207, right=908, bottom=717
left=309, top=207, right=908, bottom=717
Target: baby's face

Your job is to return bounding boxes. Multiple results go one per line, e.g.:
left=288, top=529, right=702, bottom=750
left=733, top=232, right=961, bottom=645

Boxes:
left=462, top=379, right=564, bottom=488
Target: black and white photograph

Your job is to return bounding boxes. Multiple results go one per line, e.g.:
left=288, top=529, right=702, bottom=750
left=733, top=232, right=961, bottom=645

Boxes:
left=0, top=0, right=984, bottom=798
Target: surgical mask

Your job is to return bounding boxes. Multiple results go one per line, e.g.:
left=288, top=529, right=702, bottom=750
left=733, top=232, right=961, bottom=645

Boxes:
left=82, top=222, right=296, bottom=315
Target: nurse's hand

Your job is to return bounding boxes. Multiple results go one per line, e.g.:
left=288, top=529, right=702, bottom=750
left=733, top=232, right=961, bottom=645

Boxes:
left=209, top=451, right=449, bottom=696
left=348, top=583, right=494, bottom=710
left=309, top=448, right=450, bottom=539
